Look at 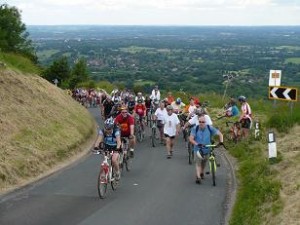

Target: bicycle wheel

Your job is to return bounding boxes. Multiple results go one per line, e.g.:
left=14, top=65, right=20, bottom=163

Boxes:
left=137, top=125, right=142, bottom=142
left=111, top=167, right=118, bottom=191
left=151, top=127, right=156, bottom=147
left=97, top=168, right=107, bottom=199
left=124, top=154, right=131, bottom=171
left=183, top=129, right=188, bottom=142
left=210, top=159, right=216, bottom=186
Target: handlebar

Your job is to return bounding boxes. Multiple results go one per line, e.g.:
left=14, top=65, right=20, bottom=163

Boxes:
left=197, top=143, right=226, bottom=150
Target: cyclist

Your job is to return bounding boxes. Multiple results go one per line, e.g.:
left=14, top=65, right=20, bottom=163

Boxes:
left=150, top=85, right=161, bottom=101
left=163, top=105, right=180, bottom=159
left=166, top=91, right=174, bottom=105
left=238, top=95, right=252, bottom=138
left=134, top=99, right=147, bottom=135
left=218, top=97, right=239, bottom=119
left=127, top=94, right=136, bottom=114
left=189, top=114, right=224, bottom=184
left=154, top=101, right=168, bottom=144
left=114, top=106, right=136, bottom=157
left=94, top=118, right=122, bottom=181
left=101, top=96, right=114, bottom=120
left=135, top=92, right=145, bottom=103
left=171, top=97, right=186, bottom=114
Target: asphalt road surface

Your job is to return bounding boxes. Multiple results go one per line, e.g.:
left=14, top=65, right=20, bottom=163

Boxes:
left=0, top=108, right=233, bottom=225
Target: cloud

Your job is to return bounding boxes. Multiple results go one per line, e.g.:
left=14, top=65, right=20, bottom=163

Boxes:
left=4, top=0, right=300, bottom=25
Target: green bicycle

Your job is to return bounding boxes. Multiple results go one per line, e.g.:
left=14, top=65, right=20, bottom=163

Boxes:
left=197, top=143, right=226, bottom=186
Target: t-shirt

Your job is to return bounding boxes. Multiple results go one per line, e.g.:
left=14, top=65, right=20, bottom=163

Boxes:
left=155, top=108, right=167, bottom=121
left=188, top=114, right=213, bottom=126
left=134, top=104, right=146, bottom=116
left=163, top=113, right=180, bottom=136
left=241, top=102, right=252, bottom=120
left=98, top=129, right=120, bottom=147
left=190, top=125, right=218, bottom=154
left=114, top=114, right=135, bottom=137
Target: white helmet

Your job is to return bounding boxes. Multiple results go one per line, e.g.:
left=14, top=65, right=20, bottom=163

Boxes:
left=196, top=151, right=203, bottom=159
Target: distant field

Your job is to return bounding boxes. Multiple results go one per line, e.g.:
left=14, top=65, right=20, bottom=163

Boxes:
left=36, top=50, right=60, bottom=61
left=285, top=57, right=300, bottom=64
left=120, top=46, right=155, bottom=53
left=276, top=46, right=300, bottom=51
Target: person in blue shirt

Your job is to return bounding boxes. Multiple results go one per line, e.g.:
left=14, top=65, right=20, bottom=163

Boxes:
left=94, top=117, right=122, bottom=180
left=225, top=99, right=239, bottom=117
left=189, top=115, right=224, bottom=184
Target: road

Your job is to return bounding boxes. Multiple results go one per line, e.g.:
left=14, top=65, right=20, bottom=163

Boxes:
left=0, top=108, right=233, bottom=225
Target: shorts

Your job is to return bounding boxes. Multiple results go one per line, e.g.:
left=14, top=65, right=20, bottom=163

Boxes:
left=194, top=153, right=208, bottom=166
left=157, top=120, right=164, bottom=128
left=240, top=118, right=251, bottom=129
left=164, top=133, right=175, bottom=139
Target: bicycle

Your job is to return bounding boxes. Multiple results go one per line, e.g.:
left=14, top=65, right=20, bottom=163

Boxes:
left=197, top=143, right=226, bottom=186
left=185, top=126, right=193, bottom=164
left=120, top=137, right=131, bottom=173
left=225, top=121, right=241, bottom=144
left=150, top=120, right=157, bottom=147
left=93, top=143, right=120, bottom=199
left=135, top=115, right=145, bottom=142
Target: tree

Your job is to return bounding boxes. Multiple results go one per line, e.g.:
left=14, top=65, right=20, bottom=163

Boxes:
left=0, top=4, right=37, bottom=62
left=42, top=56, right=71, bottom=88
left=69, top=58, right=89, bottom=89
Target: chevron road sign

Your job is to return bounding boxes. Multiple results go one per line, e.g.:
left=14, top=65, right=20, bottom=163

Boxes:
left=269, top=86, right=298, bottom=102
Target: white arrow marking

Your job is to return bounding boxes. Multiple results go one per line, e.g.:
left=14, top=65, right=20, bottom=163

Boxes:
left=271, top=87, right=278, bottom=98
left=283, top=88, right=291, bottom=100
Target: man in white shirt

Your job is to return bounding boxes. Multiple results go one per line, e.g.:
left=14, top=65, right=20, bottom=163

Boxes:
left=163, top=105, right=180, bottom=159
left=154, top=101, right=168, bottom=144
left=150, top=85, right=161, bottom=101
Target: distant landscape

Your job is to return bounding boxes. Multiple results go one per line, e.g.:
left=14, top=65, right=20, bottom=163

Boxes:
left=28, top=26, right=300, bottom=98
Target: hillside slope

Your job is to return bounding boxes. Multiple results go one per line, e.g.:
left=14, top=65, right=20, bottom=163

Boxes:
left=0, top=68, right=95, bottom=193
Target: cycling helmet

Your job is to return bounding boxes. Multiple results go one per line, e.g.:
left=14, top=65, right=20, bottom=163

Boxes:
left=238, top=96, right=246, bottom=102
left=195, top=108, right=205, bottom=116
left=196, top=151, right=203, bottom=160
left=175, top=98, right=181, bottom=104
left=104, top=117, right=114, bottom=130
left=166, top=105, right=173, bottom=111
left=120, top=105, right=128, bottom=111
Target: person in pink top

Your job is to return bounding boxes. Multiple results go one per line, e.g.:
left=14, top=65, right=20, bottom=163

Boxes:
left=238, top=96, right=252, bottom=138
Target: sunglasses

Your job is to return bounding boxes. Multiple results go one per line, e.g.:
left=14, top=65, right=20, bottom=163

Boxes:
left=199, top=121, right=206, bottom=123
left=121, top=111, right=127, bottom=114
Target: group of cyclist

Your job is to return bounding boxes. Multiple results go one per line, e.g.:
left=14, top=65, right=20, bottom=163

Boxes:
left=92, top=85, right=252, bottom=184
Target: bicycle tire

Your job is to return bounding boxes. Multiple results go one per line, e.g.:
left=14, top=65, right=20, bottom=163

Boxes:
left=210, top=159, right=216, bottom=186
left=111, top=167, right=118, bottom=191
left=124, top=154, right=130, bottom=171
left=183, top=129, right=188, bottom=142
left=97, top=169, right=107, bottom=199
left=151, top=127, right=156, bottom=147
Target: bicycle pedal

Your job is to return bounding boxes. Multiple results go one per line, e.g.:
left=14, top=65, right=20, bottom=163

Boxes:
left=205, top=171, right=210, bottom=175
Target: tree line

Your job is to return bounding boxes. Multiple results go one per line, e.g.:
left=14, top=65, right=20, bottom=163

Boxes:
left=0, top=4, right=90, bottom=89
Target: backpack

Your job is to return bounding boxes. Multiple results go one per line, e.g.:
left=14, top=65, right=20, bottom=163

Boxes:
left=195, top=124, right=214, bottom=144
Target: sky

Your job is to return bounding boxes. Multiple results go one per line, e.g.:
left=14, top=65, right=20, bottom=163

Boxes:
left=2, top=0, right=300, bottom=26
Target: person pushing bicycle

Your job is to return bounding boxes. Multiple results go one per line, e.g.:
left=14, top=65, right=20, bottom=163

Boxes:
left=94, top=117, right=122, bottom=181
left=189, top=114, right=224, bottom=184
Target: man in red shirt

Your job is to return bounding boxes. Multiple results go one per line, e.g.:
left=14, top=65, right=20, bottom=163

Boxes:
left=114, top=106, right=136, bottom=157
left=134, top=99, right=146, bottom=134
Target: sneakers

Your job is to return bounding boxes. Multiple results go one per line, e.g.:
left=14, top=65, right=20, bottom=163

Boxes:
left=115, top=172, right=121, bottom=181
left=200, top=173, right=204, bottom=179
left=195, top=177, right=201, bottom=184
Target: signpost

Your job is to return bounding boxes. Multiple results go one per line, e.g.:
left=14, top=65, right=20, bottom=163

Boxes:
left=269, top=86, right=298, bottom=102
left=269, top=70, right=281, bottom=86
left=268, top=131, right=277, bottom=159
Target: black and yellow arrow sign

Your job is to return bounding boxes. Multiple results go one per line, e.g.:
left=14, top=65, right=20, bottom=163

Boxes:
left=269, top=86, right=298, bottom=102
